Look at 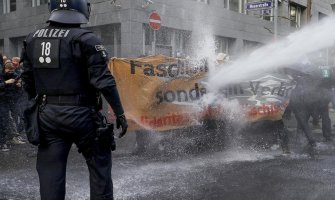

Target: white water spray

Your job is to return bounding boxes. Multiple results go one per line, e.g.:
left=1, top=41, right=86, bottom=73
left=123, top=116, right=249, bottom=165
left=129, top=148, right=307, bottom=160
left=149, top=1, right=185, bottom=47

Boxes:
left=209, top=16, right=335, bottom=91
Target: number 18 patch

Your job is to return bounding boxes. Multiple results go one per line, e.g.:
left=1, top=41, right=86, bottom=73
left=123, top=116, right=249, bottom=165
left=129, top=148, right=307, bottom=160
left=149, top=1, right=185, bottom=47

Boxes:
left=33, top=39, right=60, bottom=69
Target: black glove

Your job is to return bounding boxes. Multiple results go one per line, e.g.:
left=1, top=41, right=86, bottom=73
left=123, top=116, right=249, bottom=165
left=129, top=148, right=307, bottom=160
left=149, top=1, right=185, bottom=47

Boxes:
left=116, top=114, right=128, bottom=138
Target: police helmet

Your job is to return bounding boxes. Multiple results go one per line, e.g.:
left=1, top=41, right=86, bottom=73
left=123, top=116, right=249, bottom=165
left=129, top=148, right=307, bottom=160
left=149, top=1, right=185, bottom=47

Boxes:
left=48, top=0, right=91, bottom=24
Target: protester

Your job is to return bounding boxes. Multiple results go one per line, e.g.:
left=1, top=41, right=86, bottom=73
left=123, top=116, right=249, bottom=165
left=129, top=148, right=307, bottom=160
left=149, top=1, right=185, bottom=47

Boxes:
left=4, top=61, right=25, bottom=143
left=12, top=57, right=20, bottom=68
left=11, top=57, right=26, bottom=140
left=215, top=52, right=230, bottom=66
left=3, top=55, right=8, bottom=65
left=0, top=61, right=20, bottom=151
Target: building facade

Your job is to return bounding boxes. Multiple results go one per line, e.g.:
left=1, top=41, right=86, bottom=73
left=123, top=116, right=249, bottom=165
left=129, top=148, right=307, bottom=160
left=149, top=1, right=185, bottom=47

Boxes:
left=0, top=0, right=333, bottom=59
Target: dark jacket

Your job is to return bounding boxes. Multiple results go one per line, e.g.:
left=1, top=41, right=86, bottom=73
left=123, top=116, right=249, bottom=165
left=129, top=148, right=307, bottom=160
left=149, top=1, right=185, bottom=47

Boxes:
left=22, top=23, right=124, bottom=115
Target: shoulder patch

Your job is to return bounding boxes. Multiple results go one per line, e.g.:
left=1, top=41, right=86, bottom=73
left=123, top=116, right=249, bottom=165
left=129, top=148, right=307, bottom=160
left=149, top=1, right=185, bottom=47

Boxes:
left=95, top=45, right=106, bottom=52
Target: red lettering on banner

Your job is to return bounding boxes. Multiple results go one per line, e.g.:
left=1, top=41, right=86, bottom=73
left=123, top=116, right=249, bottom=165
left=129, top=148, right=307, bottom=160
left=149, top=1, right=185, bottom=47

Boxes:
left=246, top=103, right=283, bottom=117
left=140, top=112, right=203, bottom=128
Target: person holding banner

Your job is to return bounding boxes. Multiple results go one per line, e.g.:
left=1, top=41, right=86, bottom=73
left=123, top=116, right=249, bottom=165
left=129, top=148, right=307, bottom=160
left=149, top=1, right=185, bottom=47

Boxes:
left=21, top=0, right=128, bottom=199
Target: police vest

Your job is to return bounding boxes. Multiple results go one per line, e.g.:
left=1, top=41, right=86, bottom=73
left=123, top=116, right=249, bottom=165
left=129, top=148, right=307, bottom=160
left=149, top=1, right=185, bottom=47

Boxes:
left=25, top=26, right=94, bottom=96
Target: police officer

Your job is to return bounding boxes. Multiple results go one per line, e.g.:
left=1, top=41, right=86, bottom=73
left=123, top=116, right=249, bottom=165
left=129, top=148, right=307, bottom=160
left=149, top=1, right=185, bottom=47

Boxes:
left=289, top=62, right=332, bottom=148
left=21, top=0, right=128, bottom=199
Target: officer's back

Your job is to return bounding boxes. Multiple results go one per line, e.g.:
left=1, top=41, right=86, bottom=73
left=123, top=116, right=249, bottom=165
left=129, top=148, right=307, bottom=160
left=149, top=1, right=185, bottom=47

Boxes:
left=21, top=0, right=128, bottom=199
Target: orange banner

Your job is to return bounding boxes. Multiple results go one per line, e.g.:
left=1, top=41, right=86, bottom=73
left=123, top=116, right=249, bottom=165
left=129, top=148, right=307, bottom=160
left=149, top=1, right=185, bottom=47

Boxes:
left=108, top=55, right=293, bottom=131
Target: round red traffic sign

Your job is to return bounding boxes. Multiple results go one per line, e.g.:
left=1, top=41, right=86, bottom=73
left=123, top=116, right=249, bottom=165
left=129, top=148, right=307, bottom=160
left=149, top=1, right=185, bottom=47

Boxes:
left=149, top=12, right=161, bottom=30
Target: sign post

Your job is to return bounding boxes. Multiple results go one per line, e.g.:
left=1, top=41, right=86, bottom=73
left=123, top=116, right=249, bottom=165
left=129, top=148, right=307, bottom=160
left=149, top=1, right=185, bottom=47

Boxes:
left=149, top=11, right=161, bottom=55
left=274, top=0, right=278, bottom=41
left=245, top=1, right=276, bottom=41
left=246, top=1, right=272, bottom=10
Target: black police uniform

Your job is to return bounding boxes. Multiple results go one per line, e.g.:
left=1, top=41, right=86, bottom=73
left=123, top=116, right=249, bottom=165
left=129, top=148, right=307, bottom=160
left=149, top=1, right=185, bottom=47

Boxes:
left=22, top=23, right=125, bottom=200
left=290, top=68, right=332, bottom=146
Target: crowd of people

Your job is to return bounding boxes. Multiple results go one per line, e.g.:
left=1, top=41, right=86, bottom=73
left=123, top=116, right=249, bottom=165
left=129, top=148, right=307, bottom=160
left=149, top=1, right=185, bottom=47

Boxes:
left=0, top=53, right=27, bottom=152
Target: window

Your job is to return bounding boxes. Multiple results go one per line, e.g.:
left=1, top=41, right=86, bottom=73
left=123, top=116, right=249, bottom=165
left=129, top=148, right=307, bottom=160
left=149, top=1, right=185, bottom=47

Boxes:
left=262, top=9, right=272, bottom=21
left=318, top=12, right=327, bottom=21
left=195, top=0, right=209, bottom=4
left=143, top=25, right=172, bottom=56
left=230, top=0, right=239, bottom=12
left=0, top=1, right=3, bottom=14
left=143, top=24, right=191, bottom=57
left=2, top=0, right=16, bottom=13
left=144, top=25, right=172, bottom=46
left=289, top=3, right=303, bottom=28
left=174, top=30, right=191, bottom=57
left=215, top=36, right=236, bottom=55
left=9, top=0, right=15, bottom=11
left=224, top=0, right=247, bottom=14
left=223, top=0, right=228, bottom=8
left=244, top=40, right=263, bottom=52
left=32, top=0, right=48, bottom=7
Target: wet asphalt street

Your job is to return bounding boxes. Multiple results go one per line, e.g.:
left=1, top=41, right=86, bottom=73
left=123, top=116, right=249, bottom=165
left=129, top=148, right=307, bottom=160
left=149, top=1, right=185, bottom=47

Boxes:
left=1, top=122, right=335, bottom=200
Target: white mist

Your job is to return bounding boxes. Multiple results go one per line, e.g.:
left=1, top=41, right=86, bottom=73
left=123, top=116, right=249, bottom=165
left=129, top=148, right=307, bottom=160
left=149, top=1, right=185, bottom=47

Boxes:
left=209, top=16, right=335, bottom=91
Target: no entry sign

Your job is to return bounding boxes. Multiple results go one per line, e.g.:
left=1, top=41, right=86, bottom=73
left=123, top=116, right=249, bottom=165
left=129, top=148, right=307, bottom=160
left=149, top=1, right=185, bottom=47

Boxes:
left=149, top=11, right=161, bottom=30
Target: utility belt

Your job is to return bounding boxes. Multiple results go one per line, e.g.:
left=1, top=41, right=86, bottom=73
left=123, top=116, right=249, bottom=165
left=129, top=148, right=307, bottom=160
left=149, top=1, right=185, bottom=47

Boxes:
left=37, top=94, right=116, bottom=152
left=38, top=94, right=96, bottom=107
